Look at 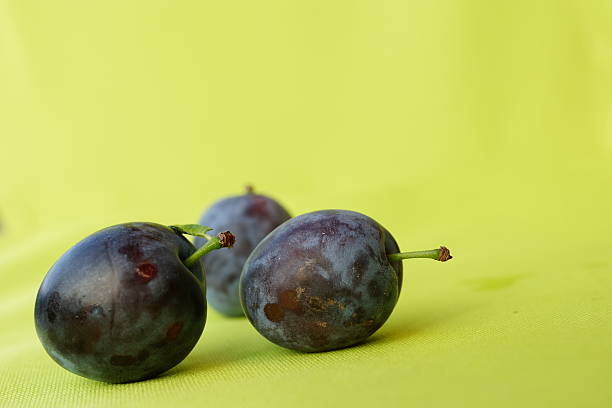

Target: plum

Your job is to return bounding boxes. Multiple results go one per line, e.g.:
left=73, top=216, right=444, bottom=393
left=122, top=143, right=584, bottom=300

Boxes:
left=240, top=210, right=451, bottom=352
left=195, top=187, right=290, bottom=316
left=34, top=222, right=233, bottom=383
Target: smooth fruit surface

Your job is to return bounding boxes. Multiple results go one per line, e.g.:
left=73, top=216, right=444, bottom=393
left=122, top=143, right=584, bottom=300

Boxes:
left=34, top=222, right=206, bottom=383
left=240, top=210, right=402, bottom=352
left=196, top=192, right=290, bottom=316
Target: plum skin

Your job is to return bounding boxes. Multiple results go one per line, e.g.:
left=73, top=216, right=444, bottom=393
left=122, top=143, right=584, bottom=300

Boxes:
left=240, top=210, right=403, bottom=352
left=34, top=222, right=206, bottom=383
left=195, top=193, right=290, bottom=316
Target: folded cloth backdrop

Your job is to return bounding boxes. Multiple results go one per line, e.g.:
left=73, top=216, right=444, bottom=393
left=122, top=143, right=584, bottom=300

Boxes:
left=1, top=1, right=611, bottom=407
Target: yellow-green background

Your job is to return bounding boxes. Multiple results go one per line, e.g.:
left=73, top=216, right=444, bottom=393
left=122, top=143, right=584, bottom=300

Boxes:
left=1, top=1, right=611, bottom=406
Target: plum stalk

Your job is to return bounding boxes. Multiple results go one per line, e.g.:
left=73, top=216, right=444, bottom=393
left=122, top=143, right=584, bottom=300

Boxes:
left=387, top=246, right=452, bottom=262
left=170, top=224, right=236, bottom=268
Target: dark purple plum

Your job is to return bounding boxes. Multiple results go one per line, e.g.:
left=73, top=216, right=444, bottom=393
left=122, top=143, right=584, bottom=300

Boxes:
left=240, top=210, right=452, bottom=352
left=195, top=187, right=290, bottom=316
left=34, top=222, right=233, bottom=383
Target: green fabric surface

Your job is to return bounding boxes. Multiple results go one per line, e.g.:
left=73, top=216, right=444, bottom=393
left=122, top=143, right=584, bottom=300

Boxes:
left=1, top=1, right=611, bottom=406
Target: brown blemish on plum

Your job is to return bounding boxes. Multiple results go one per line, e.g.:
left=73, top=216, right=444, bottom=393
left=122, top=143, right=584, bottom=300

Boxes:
left=305, top=296, right=325, bottom=311
left=305, top=296, right=345, bottom=312
left=135, top=263, right=157, bottom=282
left=278, top=289, right=303, bottom=313
left=119, top=243, right=143, bottom=262
left=264, top=303, right=284, bottom=322
left=110, top=350, right=150, bottom=366
left=166, top=322, right=183, bottom=340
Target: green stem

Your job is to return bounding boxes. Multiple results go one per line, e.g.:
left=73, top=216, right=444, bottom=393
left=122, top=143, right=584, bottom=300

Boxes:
left=184, top=237, right=222, bottom=268
left=170, top=224, right=236, bottom=268
left=387, top=246, right=452, bottom=262
left=183, top=231, right=236, bottom=268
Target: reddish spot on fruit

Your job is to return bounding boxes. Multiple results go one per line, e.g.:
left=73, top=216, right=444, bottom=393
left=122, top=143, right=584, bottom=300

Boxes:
left=264, top=303, right=284, bottom=322
left=166, top=322, right=183, bottom=340
left=136, top=263, right=157, bottom=282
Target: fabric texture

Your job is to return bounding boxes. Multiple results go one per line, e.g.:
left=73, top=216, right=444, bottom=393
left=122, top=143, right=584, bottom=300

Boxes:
left=1, top=1, right=611, bottom=407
